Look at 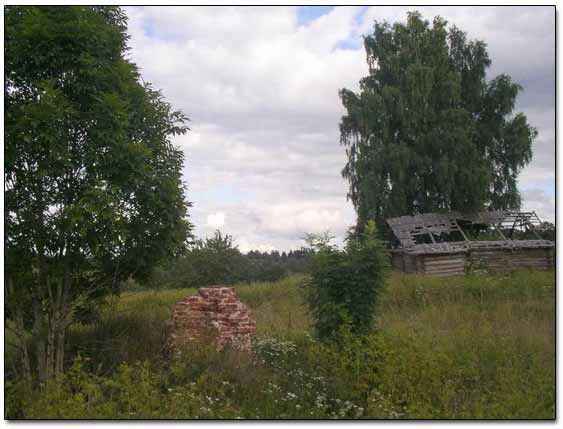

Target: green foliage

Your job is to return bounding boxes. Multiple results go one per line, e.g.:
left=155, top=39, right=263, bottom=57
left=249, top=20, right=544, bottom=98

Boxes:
left=304, top=221, right=390, bottom=341
left=142, top=231, right=312, bottom=290
left=538, top=222, right=555, bottom=241
left=340, top=11, right=537, bottom=229
left=64, top=291, right=175, bottom=372
left=5, top=271, right=555, bottom=419
left=7, top=356, right=166, bottom=419
left=180, top=230, right=250, bottom=287
left=5, top=6, right=191, bottom=382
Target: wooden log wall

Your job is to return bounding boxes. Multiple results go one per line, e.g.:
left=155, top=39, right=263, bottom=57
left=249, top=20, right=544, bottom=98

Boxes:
left=392, top=247, right=554, bottom=276
left=391, top=252, right=403, bottom=271
left=422, top=253, right=466, bottom=276
left=468, top=247, right=554, bottom=272
left=391, top=252, right=418, bottom=273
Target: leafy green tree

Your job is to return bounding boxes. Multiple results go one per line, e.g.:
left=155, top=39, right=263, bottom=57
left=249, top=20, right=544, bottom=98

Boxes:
left=538, top=222, right=555, bottom=242
left=340, top=12, right=537, bottom=229
left=149, top=230, right=250, bottom=289
left=185, top=230, right=250, bottom=286
left=5, top=6, right=191, bottom=384
left=304, top=221, right=390, bottom=342
left=245, top=252, right=288, bottom=282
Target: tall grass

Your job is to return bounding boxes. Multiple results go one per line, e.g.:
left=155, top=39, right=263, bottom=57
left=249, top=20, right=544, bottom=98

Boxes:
left=62, top=276, right=309, bottom=374
left=5, top=270, right=554, bottom=419
left=375, top=270, right=555, bottom=418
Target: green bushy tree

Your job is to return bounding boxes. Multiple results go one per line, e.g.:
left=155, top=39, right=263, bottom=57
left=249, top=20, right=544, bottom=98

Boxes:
left=304, top=221, right=390, bottom=341
left=340, top=11, right=537, bottom=229
left=538, top=222, right=555, bottom=242
left=148, top=230, right=250, bottom=289
left=5, top=6, right=191, bottom=385
left=186, top=230, right=250, bottom=286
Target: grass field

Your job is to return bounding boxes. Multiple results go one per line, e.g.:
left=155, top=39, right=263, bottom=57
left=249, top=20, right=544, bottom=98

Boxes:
left=5, top=270, right=555, bottom=419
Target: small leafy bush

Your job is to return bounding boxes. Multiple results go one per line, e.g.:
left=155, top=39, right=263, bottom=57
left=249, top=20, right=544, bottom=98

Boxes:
left=304, top=221, right=390, bottom=341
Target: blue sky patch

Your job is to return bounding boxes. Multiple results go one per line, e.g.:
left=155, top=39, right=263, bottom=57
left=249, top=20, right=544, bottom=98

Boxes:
left=201, top=186, right=250, bottom=205
left=142, top=18, right=155, bottom=38
left=142, top=17, right=177, bottom=42
left=333, top=7, right=368, bottom=51
left=297, top=6, right=334, bottom=26
left=334, top=38, right=363, bottom=51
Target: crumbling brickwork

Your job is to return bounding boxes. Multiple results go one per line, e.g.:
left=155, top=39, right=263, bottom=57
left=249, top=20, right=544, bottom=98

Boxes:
left=169, top=286, right=256, bottom=352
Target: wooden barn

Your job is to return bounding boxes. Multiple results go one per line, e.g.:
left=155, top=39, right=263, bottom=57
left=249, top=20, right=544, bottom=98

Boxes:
left=387, top=211, right=554, bottom=276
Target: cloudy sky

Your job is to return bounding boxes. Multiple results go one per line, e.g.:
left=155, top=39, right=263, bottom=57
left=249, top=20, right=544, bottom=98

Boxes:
left=125, top=6, right=555, bottom=252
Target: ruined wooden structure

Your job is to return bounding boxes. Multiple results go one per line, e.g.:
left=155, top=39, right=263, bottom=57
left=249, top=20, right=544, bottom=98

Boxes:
left=387, top=210, right=554, bottom=276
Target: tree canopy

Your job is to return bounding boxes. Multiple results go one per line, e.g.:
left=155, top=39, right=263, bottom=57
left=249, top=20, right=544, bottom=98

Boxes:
left=5, top=6, right=191, bottom=383
left=339, top=12, right=537, bottom=230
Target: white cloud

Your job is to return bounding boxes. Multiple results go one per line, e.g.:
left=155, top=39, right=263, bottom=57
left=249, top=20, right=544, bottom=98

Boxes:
left=125, top=6, right=555, bottom=251
left=206, top=212, right=225, bottom=230
left=237, top=238, right=277, bottom=254
left=520, top=188, right=555, bottom=223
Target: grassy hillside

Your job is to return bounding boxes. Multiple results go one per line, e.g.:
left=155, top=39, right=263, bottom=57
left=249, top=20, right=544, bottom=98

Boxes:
left=6, top=270, right=555, bottom=419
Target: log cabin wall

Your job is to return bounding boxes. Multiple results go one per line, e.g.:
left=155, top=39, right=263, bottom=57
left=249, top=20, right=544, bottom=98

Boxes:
left=391, top=251, right=419, bottom=273
left=391, top=246, right=554, bottom=276
left=468, top=247, right=554, bottom=273
left=387, top=211, right=554, bottom=277
left=422, top=253, right=466, bottom=276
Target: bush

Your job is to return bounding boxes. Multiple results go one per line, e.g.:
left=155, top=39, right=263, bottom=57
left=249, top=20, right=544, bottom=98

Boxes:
left=176, top=230, right=251, bottom=287
left=304, top=221, right=390, bottom=341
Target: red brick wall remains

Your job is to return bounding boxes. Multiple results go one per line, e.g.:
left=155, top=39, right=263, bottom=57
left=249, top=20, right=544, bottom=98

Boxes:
left=168, top=286, right=256, bottom=352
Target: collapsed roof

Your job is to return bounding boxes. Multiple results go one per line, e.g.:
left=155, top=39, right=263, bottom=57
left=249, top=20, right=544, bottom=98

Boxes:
left=386, top=210, right=554, bottom=254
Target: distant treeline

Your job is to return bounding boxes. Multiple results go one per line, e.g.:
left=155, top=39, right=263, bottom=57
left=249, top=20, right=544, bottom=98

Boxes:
left=126, top=222, right=555, bottom=291
left=127, top=231, right=312, bottom=290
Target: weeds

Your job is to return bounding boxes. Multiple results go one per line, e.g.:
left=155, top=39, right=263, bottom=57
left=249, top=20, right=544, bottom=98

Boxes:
left=5, top=270, right=555, bottom=419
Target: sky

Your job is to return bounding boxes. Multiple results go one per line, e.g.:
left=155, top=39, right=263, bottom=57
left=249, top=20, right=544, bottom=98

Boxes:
left=125, top=6, right=555, bottom=252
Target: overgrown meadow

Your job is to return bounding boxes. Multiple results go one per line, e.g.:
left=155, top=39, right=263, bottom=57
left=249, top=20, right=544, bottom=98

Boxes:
left=6, top=270, right=555, bottom=419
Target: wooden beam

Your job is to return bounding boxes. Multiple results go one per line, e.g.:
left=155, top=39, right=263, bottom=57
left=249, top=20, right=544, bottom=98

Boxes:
left=494, top=224, right=508, bottom=241
left=453, top=219, right=471, bottom=245
left=525, top=222, right=543, bottom=240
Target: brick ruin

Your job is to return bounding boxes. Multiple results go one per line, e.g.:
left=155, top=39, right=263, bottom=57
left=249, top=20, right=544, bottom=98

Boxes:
left=168, top=286, right=256, bottom=353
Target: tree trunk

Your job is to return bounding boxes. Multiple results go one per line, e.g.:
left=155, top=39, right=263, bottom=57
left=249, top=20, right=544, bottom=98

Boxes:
left=36, top=338, right=47, bottom=385
left=56, top=329, right=65, bottom=377
left=15, top=313, right=32, bottom=384
left=31, top=295, right=47, bottom=385
left=6, top=277, right=32, bottom=384
left=40, top=311, right=70, bottom=387
left=45, top=316, right=56, bottom=384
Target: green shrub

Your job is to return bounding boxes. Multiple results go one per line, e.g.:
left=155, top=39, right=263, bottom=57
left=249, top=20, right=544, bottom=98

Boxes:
left=304, top=221, right=390, bottom=341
